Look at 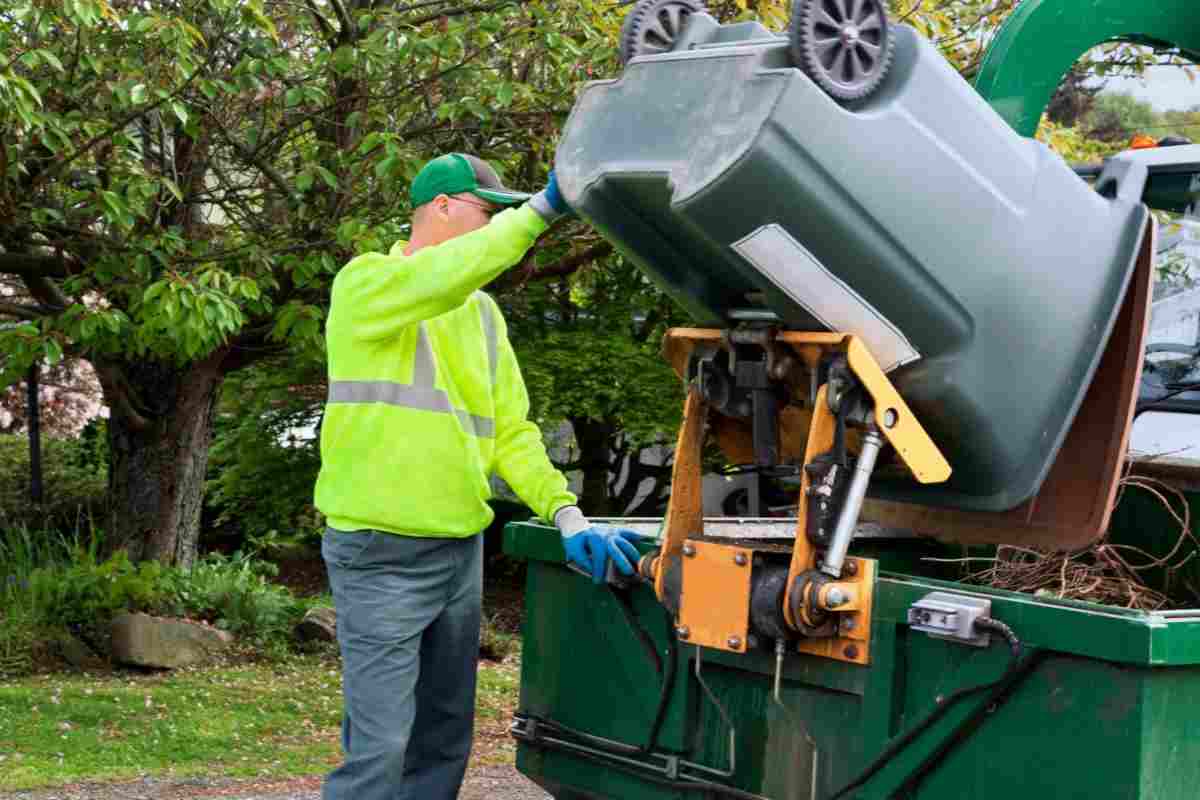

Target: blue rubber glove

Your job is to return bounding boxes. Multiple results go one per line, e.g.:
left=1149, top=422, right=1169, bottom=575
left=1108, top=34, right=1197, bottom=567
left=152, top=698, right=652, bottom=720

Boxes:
left=555, top=506, right=643, bottom=584
left=530, top=169, right=572, bottom=223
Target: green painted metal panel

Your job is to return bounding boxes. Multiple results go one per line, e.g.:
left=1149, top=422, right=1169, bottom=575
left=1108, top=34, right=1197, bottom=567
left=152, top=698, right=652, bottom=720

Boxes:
left=517, top=560, right=690, bottom=752
left=1138, top=667, right=1200, bottom=797
left=506, top=521, right=1200, bottom=799
left=975, top=0, right=1200, bottom=137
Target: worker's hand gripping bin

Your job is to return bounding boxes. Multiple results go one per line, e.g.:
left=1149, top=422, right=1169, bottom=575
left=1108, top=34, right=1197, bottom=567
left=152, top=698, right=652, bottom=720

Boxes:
left=503, top=2, right=1200, bottom=799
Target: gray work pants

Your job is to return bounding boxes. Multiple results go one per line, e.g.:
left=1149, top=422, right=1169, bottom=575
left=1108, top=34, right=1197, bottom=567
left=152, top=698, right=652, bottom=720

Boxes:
left=321, top=528, right=483, bottom=800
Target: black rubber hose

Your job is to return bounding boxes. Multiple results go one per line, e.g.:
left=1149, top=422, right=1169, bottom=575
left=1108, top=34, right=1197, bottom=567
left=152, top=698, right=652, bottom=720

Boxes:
left=640, top=605, right=679, bottom=753
left=889, top=649, right=1049, bottom=799
left=828, top=616, right=1026, bottom=800
left=579, top=589, right=677, bottom=756
left=609, top=584, right=663, bottom=675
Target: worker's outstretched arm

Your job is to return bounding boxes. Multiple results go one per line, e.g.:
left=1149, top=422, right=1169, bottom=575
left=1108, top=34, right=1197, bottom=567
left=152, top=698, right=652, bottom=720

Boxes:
left=487, top=297, right=643, bottom=584
left=330, top=204, right=548, bottom=341
left=490, top=300, right=578, bottom=524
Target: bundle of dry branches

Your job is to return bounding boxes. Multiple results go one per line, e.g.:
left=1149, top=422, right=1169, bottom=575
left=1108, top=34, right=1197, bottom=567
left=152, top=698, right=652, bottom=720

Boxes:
left=926, top=471, right=1199, bottom=611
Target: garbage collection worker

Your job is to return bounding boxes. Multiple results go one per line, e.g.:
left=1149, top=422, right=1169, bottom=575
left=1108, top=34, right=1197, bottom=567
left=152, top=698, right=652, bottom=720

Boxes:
left=313, top=152, right=643, bottom=800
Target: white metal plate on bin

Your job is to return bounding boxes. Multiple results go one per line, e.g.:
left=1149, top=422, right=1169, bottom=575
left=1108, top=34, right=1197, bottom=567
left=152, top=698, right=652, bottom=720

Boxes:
left=732, top=224, right=921, bottom=373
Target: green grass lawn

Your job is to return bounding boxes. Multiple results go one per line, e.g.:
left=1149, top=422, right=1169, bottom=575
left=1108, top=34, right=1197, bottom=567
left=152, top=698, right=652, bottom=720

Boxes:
left=0, top=653, right=521, bottom=791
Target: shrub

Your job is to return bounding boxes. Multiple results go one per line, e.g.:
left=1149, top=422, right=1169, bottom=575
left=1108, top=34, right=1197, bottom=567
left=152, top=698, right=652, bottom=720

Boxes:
left=204, top=377, right=324, bottom=554
left=25, top=548, right=170, bottom=653
left=161, top=552, right=301, bottom=642
left=0, top=522, right=85, bottom=593
left=0, top=606, right=39, bottom=678
left=9, top=543, right=308, bottom=661
left=0, top=434, right=107, bottom=534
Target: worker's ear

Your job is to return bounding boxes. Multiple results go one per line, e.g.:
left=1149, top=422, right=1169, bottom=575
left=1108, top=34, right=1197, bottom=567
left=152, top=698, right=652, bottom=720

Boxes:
left=433, top=194, right=452, bottom=221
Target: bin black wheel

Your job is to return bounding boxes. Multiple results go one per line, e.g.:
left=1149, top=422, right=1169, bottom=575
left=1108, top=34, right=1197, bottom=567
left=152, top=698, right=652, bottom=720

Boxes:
left=619, top=0, right=705, bottom=66
left=790, top=0, right=894, bottom=102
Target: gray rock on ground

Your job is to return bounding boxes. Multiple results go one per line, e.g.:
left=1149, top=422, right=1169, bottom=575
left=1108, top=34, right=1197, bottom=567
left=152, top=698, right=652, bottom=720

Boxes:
left=294, top=606, right=337, bottom=643
left=52, top=632, right=105, bottom=670
left=110, top=613, right=233, bottom=669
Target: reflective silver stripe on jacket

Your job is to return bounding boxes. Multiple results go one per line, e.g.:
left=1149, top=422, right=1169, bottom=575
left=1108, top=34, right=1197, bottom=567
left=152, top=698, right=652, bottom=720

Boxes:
left=478, top=295, right=498, bottom=384
left=327, top=316, right=497, bottom=438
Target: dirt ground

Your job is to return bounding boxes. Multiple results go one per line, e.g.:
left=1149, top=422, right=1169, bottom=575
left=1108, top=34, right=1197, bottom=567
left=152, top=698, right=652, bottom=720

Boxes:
left=0, top=765, right=551, bottom=800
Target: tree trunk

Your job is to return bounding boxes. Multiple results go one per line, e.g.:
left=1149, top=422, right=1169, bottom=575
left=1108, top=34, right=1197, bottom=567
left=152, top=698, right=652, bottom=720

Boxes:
left=104, top=354, right=225, bottom=568
left=570, top=416, right=617, bottom=517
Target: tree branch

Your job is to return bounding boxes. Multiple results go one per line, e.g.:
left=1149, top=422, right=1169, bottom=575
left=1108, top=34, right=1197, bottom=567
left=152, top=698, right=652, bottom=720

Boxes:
left=534, top=242, right=613, bottom=280
left=497, top=241, right=614, bottom=292
left=0, top=301, right=51, bottom=320
left=207, top=113, right=299, bottom=203
left=219, top=326, right=288, bottom=374
left=94, top=362, right=151, bottom=432
left=0, top=252, right=74, bottom=279
left=330, top=0, right=355, bottom=36
left=28, top=43, right=222, bottom=193
left=407, top=1, right=517, bottom=26
left=392, top=0, right=461, bottom=13
left=304, top=0, right=338, bottom=44
left=22, top=274, right=71, bottom=312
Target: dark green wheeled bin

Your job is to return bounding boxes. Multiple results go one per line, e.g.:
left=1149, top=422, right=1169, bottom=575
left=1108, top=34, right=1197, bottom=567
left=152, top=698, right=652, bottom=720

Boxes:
left=556, top=16, right=1150, bottom=514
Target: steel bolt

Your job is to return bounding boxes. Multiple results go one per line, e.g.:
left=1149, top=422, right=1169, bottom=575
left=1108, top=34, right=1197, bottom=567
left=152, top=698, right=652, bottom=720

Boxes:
left=677, top=626, right=691, bottom=640
left=883, top=408, right=899, bottom=429
left=734, top=552, right=748, bottom=566
left=826, top=588, right=849, bottom=608
left=844, top=560, right=859, bottom=577
left=935, top=694, right=945, bottom=705
left=727, top=636, right=743, bottom=649
left=682, top=543, right=697, bottom=558
left=844, top=644, right=859, bottom=659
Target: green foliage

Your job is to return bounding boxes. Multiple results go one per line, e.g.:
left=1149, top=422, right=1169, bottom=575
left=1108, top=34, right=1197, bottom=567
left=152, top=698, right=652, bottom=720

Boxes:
left=205, top=360, right=324, bottom=551
left=0, top=605, right=39, bottom=679
left=517, top=329, right=682, bottom=445
left=161, top=551, right=299, bottom=642
left=0, top=435, right=107, bottom=533
left=26, top=548, right=166, bottom=634
left=0, top=521, right=93, bottom=677
left=4, top=530, right=307, bottom=657
left=0, top=522, right=82, bottom=594
left=506, top=258, right=684, bottom=443
left=1036, top=118, right=1114, bottom=163
left=479, top=613, right=518, bottom=662
left=0, top=0, right=636, bottom=384
left=1086, top=92, right=1159, bottom=141
left=0, top=0, right=649, bottom=560
left=499, top=254, right=686, bottom=514
left=73, top=417, right=110, bottom=473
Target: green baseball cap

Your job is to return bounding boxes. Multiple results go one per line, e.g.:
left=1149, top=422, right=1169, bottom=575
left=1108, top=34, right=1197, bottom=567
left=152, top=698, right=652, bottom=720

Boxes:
left=410, top=153, right=531, bottom=209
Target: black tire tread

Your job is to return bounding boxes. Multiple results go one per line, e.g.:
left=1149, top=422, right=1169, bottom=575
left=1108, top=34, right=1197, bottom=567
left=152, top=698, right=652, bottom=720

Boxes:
left=619, top=0, right=705, bottom=66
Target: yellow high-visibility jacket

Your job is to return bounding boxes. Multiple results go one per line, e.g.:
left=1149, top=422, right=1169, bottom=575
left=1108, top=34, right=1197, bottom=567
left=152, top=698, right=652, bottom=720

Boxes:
left=314, top=205, right=577, bottom=537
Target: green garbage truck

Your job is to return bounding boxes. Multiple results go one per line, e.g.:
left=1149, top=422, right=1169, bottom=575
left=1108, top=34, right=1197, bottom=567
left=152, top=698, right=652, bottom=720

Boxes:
left=504, top=1, right=1200, bottom=797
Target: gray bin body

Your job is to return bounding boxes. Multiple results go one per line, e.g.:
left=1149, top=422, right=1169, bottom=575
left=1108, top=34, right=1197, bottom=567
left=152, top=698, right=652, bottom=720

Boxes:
left=555, top=19, right=1148, bottom=512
